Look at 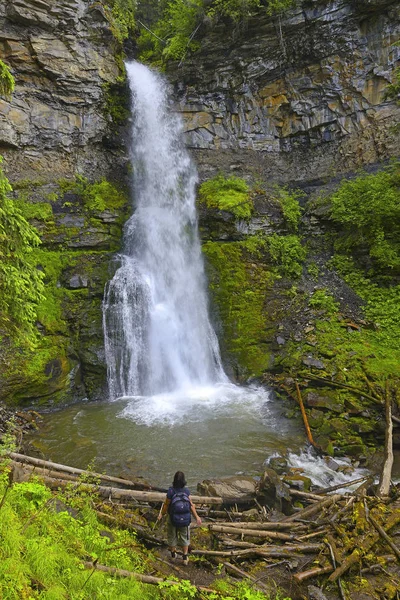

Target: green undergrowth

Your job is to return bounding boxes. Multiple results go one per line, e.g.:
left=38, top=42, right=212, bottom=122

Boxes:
left=274, top=166, right=400, bottom=455
left=198, top=175, right=253, bottom=219
left=0, top=158, right=45, bottom=344
left=0, top=454, right=287, bottom=599
left=330, top=163, right=400, bottom=274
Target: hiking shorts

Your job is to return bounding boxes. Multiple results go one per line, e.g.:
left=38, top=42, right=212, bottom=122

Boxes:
left=167, top=519, right=190, bottom=548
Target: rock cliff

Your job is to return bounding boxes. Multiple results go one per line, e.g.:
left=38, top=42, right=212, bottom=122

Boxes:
left=171, top=0, right=399, bottom=183
left=0, top=0, right=129, bottom=404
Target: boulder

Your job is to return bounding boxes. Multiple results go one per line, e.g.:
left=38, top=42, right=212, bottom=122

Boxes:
left=256, top=468, right=292, bottom=513
left=197, top=476, right=257, bottom=500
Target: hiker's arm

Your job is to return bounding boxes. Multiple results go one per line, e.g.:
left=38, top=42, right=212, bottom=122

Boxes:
left=157, top=498, right=170, bottom=520
left=189, top=498, right=202, bottom=526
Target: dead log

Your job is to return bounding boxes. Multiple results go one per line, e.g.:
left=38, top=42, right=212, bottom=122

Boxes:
left=19, top=473, right=225, bottom=505
left=95, top=511, right=166, bottom=546
left=315, top=477, right=368, bottom=495
left=378, top=381, right=394, bottom=497
left=9, top=452, right=163, bottom=491
left=193, top=544, right=323, bottom=558
left=367, top=513, right=400, bottom=562
left=82, top=562, right=215, bottom=593
left=222, top=562, right=269, bottom=592
left=282, top=494, right=342, bottom=523
left=208, top=524, right=296, bottom=541
left=211, top=521, right=302, bottom=531
left=288, top=489, right=325, bottom=501
left=292, top=566, right=333, bottom=583
left=328, top=507, right=400, bottom=582
left=295, top=381, right=319, bottom=449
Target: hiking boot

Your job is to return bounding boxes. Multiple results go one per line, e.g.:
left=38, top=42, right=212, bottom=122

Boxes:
left=182, top=555, right=188, bottom=566
left=170, top=551, right=176, bottom=560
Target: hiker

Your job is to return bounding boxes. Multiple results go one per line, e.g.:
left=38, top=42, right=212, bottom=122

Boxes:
left=157, top=470, right=202, bottom=565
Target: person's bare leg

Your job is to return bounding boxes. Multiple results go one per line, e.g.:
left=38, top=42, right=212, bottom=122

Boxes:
left=182, top=545, right=189, bottom=565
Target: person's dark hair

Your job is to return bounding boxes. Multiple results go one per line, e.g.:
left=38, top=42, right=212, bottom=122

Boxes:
left=172, top=471, right=186, bottom=489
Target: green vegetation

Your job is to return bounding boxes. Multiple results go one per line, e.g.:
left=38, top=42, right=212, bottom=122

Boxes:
left=0, top=448, right=287, bottom=599
left=0, top=59, right=14, bottom=97
left=265, top=233, right=306, bottom=278
left=198, top=175, right=253, bottom=219
left=203, top=238, right=273, bottom=377
left=0, top=159, right=45, bottom=342
left=137, top=0, right=296, bottom=63
left=103, top=0, right=136, bottom=43
left=308, top=289, right=339, bottom=316
left=271, top=186, right=303, bottom=232
left=330, top=164, right=400, bottom=273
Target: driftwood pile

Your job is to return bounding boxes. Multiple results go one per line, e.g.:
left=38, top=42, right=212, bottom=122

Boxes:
left=8, top=447, right=400, bottom=599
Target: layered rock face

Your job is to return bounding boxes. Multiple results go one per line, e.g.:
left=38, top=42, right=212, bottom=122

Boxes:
left=0, top=0, right=129, bottom=404
left=0, top=0, right=123, bottom=180
left=172, top=0, right=400, bottom=182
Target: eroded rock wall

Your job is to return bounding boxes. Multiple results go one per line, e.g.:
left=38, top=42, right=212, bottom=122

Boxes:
left=0, top=0, right=129, bottom=405
left=171, top=0, right=400, bottom=183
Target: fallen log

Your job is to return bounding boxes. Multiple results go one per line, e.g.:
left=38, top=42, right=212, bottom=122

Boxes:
left=223, top=562, right=268, bottom=593
left=315, top=477, right=368, bottom=495
left=292, top=566, right=333, bottom=583
left=9, top=452, right=164, bottom=491
left=18, top=472, right=225, bottom=505
left=82, top=562, right=215, bottom=593
left=95, top=511, right=166, bottom=546
left=288, top=489, right=324, bottom=501
left=208, top=524, right=296, bottom=541
left=193, top=544, right=323, bottom=558
left=367, top=513, right=400, bottom=562
left=378, top=382, right=393, bottom=497
left=295, top=381, right=319, bottom=449
left=282, top=494, right=342, bottom=523
left=328, top=507, right=400, bottom=582
left=211, top=521, right=303, bottom=531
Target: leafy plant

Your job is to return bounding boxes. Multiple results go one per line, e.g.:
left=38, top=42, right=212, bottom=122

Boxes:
left=329, top=164, right=400, bottom=273
left=0, top=158, right=45, bottom=341
left=272, top=185, right=303, bottom=232
left=0, top=60, right=14, bottom=97
left=265, top=233, right=306, bottom=278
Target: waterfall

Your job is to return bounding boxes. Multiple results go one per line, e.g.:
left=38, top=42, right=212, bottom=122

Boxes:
left=103, top=62, right=226, bottom=399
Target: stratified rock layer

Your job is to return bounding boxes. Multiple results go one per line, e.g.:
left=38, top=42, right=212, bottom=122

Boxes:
left=0, top=0, right=129, bottom=404
left=171, top=0, right=400, bottom=182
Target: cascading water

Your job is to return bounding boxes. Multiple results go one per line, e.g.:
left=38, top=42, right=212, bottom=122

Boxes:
left=103, top=61, right=226, bottom=400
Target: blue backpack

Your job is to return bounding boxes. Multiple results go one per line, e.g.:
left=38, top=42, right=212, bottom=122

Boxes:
left=169, top=490, right=191, bottom=527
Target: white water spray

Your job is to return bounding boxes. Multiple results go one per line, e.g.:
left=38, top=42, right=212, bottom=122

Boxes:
left=103, top=62, right=226, bottom=399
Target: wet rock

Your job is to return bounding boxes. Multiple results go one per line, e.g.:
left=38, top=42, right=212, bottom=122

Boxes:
left=302, top=356, right=325, bottom=369
left=267, top=456, right=288, bottom=475
left=197, top=476, right=257, bottom=500
left=283, top=473, right=312, bottom=492
left=256, top=468, right=292, bottom=513
left=307, top=586, right=329, bottom=600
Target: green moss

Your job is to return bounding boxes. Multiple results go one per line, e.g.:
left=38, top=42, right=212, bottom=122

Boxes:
left=198, top=174, right=253, bottom=219
left=18, top=200, right=54, bottom=222
left=203, top=237, right=274, bottom=378
left=103, top=79, right=130, bottom=129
